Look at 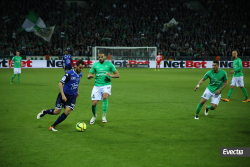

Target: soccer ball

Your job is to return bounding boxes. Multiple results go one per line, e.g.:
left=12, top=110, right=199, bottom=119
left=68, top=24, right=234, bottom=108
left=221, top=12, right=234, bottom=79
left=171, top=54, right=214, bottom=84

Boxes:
left=76, top=122, right=87, bottom=132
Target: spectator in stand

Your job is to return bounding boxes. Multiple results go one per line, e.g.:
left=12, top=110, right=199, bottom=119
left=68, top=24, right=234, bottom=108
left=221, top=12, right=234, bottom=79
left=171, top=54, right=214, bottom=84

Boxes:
left=0, top=0, right=249, bottom=59
left=215, top=55, right=221, bottom=61
left=107, top=52, right=111, bottom=60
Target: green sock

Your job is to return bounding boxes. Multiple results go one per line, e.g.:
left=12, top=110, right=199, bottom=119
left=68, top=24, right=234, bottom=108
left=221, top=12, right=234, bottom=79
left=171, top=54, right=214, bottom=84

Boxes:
left=11, top=74, right=16, bottom=81
left=17, top=74, right=20, bottom=83
left=241, top=87, right=249, bottom=99
left=91, top=105, right=97, bottom=116
left=206, top=105, right=214, bottom=110
left=102, top=99, right=108, bottom=117
left=227, top=88, right=234, bottom=99
left=196, top=103, right=204, bottom=116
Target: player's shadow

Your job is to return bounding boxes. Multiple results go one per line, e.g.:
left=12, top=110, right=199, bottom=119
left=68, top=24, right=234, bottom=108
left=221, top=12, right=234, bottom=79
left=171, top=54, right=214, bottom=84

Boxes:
left=96, top=121, right=107, bottom=127
left=206, top=115, right=224, bottom=120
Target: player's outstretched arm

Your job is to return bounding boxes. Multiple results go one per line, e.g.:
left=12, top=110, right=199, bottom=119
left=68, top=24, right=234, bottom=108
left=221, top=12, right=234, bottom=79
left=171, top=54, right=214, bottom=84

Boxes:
left=106, top=70, right=120, bottom=78
left=194, top=78, right=206, bottom=91
left=88, top=72, right=94, bottom=79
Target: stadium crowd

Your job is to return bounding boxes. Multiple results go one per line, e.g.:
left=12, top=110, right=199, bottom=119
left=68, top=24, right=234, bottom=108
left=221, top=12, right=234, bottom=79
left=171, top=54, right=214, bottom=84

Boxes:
left=0, top=0, right=250, bottom=58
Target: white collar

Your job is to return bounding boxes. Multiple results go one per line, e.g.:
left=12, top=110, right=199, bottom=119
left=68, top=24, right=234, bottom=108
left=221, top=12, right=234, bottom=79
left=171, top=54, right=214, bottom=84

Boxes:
left=73, top=69, right=81, bottom=77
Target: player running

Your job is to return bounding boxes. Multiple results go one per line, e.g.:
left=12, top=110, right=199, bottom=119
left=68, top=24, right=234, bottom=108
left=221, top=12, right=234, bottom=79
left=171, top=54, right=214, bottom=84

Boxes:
left=88, top=50, right=120, bottom=124
left=37, top=60, right=84, bottom=131
left=155, top=52, right=162, bottom=71
left=63, top=50, right=73, bottom=74
left=194, top=60, right=228, bottom=119
left=9, top=51, right=22, bottom=84
left=221, top=51, right=250, bottom=102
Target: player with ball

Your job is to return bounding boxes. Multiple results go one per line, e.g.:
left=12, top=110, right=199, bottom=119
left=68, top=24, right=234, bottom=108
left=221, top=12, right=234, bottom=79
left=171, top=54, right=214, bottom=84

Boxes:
left=37, top=60, right=84, bottom=131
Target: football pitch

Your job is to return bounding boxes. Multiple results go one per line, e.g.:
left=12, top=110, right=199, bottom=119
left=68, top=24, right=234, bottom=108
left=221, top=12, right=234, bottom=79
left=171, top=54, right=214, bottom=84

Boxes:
left=0, top=68, right=250, bottom=167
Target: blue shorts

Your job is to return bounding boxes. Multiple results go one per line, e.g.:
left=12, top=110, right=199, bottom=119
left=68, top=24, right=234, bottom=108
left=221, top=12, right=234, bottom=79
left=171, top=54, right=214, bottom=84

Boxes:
left=65, top=65, right=72, bottom=72
left=55, top=93, right=76, bottom=110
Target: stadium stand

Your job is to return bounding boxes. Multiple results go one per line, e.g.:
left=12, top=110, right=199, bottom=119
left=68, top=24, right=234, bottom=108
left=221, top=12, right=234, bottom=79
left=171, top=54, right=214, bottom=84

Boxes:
left=0, top=0, right=250, bottom=60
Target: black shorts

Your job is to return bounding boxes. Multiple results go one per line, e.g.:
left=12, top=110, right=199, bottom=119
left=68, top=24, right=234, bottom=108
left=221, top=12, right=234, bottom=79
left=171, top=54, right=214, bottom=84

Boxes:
left=65, top=65, right=72, bottom=72
left=55, top=93, right=76, bottom=110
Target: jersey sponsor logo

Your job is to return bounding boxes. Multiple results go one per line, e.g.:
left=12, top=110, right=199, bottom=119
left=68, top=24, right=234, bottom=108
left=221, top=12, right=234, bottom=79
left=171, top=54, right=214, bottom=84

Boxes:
left=96, top=73, right=108, bottom=76
left=71, top=83, right=79, bottom=89
left=71, top=77, right=76, bottom=80
left=66, top=59, right=71, bottom=64
left=211, top=79, right=222, bottom=85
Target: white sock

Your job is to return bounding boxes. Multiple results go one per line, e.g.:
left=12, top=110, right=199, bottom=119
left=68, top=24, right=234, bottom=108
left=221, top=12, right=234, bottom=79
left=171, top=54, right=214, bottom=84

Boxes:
left=103, top=113, right=106, bottom=117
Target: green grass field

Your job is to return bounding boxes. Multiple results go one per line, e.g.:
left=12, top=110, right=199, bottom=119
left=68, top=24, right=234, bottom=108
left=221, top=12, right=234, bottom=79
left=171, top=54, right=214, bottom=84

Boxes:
left=0, top=68, right=250, bottom=167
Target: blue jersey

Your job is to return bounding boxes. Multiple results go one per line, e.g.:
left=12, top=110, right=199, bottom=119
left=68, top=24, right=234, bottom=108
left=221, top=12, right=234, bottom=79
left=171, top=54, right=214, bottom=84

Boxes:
left=63, top=54, right=72, bottom=66
left=60, top=70, right=83, bottom=96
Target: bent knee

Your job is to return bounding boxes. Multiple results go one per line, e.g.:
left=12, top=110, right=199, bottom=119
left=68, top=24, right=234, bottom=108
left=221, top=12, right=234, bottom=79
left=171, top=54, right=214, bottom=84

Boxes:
left=103, top=96, right=108, bottom=100
left=92, top=101, right=98, bottom=107
left=200, top=98, right=207, bottom=104
left=64, top=108, right=72, bottom=115
left=54, top=108, right=61, bottom=115
left=103, top=94, right=109, bottom=100
left=211, top=105, right=217, bottom=110
left=64, top=111, right=71, bottom=115
left=230, top=85, right=234, bottom=89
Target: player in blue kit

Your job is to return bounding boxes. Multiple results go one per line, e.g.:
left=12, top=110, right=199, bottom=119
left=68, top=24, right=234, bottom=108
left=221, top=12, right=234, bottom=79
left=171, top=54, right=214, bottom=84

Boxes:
left=63, top=50, right=73, bottom=74
left=37, top=60, right=84, bottom=131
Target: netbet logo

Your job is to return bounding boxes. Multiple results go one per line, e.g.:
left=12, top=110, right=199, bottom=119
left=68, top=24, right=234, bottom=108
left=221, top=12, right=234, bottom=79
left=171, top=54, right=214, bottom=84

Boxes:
left=223, top=149, right=243, bottom=155
left=0, top=60, right=33, bottom=67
